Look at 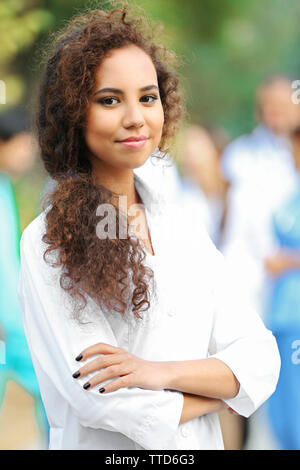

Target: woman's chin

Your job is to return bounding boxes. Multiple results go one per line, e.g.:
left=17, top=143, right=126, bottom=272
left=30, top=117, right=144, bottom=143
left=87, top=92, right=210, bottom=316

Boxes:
left=125, top=154, right=151, bottom=170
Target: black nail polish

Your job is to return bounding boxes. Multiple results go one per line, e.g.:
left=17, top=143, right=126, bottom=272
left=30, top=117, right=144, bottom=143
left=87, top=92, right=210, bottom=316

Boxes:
left=83, top=382, right=91, bottom=390
left=99, top=387, right=105, bottom=393
left=72, top=371, right=80, bottom=379
left=75, top=354, right=83, bottom=362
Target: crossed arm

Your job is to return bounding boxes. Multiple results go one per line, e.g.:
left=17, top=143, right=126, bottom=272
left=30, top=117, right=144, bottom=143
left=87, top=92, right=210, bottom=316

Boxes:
left=72, top=342, right=240, bottom=422
left=19, top=224, right=280, bottom=447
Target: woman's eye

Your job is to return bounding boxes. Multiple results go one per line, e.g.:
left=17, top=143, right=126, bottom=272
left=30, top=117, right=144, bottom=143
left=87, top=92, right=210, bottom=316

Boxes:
left=98, top=97, right=118, bottom=106
left=97, top=95, right=158, bottom=106
left=140, top=95, right=158, bottom=103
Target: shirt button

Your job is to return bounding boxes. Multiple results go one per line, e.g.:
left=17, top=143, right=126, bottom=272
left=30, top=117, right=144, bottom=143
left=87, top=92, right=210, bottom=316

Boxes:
left=180, top=425, right=190, bottom=438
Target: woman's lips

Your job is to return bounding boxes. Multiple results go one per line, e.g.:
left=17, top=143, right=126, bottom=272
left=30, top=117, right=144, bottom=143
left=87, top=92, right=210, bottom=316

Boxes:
left=116, top=138, right=149, bottom=149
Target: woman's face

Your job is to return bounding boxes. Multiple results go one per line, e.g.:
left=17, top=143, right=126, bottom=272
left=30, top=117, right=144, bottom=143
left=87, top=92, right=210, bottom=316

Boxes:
left=84, top=44, right=164, bottom=173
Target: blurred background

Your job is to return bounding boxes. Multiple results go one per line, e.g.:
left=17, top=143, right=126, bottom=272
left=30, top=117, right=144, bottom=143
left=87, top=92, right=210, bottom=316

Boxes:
left=1, top=0, right=300, bottom=450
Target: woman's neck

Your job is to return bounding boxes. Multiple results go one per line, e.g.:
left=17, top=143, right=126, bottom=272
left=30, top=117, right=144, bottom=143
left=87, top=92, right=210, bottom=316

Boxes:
left=91, top=162, right=141, bottom=210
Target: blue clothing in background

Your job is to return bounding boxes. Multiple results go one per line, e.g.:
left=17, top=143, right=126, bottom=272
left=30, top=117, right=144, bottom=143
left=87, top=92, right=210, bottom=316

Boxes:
left=0, top=172, right=48, bottom=440
left=265, top=188, right=300, bottom=450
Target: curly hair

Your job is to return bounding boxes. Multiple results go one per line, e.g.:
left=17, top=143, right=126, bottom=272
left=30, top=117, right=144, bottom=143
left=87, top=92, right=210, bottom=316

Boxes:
left=36, top=3, right=183, bottom=321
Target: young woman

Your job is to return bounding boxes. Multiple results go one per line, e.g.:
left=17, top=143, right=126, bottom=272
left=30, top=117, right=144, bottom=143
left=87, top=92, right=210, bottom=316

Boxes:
left=18, top=5, right=280, bottom=450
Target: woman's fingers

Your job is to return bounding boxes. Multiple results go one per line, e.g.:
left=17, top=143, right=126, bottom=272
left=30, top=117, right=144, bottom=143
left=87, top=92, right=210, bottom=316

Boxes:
left=97, top=374, right=135, bottom=394
left=72, top=353, right=125, bottom=379
left=75, top=342, right=123, bottom=362
left=84, top=364, right=133, bottom=391
left=72, top=342, right=136, bottom=392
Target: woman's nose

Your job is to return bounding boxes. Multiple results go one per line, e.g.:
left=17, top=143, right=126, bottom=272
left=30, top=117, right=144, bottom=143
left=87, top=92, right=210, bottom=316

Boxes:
left=122, top=104, right=145, bottom=129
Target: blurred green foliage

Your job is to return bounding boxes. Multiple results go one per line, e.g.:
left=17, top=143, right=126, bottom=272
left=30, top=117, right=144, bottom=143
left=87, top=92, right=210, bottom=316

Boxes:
left=2, top=0, right=300, bottom=133
left=13, top=170, right=45, bottom=232
left=0, top=0, right=53, bottom=105
left=1, top=0, right=300, bottom=228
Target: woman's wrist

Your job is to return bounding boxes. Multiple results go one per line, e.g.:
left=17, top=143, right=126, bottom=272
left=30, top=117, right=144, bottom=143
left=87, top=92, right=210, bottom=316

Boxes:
left=180, top=393, right=227, bottom=424
left=162, top=359, right=240, bottom=399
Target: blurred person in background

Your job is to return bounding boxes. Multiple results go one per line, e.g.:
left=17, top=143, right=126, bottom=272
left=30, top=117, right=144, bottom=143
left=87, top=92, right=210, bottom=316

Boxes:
left=220, top=75, right=300, bottom=318
left=263, top=126, right=300, bottom=450
left=0, top=108, right=35, bottom=182
left=219, top=76, right=300, bottom=449
left=221, top=75, right=299, bottom=193
left=178, top=124, right=229, bottom=248
left=0, top=108, right=48, bottom=448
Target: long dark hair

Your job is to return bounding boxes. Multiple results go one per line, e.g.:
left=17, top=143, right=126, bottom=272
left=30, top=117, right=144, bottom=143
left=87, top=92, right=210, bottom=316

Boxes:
left=36, top=4, right=183, bottom=320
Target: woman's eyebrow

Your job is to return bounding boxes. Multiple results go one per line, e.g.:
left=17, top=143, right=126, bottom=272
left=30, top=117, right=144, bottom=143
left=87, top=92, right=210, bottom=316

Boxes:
left=94, top=84, right=159, bottom=96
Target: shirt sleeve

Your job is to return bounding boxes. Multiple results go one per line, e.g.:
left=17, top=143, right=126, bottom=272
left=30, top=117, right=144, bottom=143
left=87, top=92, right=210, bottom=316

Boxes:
left=207, top=246, right=281, bottom=418
left=18, top=220, right=184, bottom=450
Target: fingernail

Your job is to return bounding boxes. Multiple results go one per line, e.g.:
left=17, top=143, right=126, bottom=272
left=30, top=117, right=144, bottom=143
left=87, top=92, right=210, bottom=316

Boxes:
left=75, top=354, right=83, bottom=361
left=72, top=371, right=80, bottom=379
left=99, top=387, right=105, bottom=393
left=83, top=382, right=90, bottom=390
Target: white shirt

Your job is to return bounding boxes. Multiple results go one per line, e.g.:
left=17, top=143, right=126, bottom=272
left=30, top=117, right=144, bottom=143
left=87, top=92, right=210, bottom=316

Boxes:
left=135, top=155, right=219, bottom=244
left=221, top=125, right=297, bottom=193
left=134, top=152, right=183, bottom=201
left=18, top=171, right=280, bottom=450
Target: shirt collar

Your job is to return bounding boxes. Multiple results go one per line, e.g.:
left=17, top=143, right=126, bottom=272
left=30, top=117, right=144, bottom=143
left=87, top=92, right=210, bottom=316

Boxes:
left=133, top=171, right=165, bottom=216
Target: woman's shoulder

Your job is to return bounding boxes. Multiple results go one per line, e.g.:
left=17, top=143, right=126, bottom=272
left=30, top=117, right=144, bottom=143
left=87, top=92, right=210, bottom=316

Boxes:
left=20, top=210, right=64, bottom=288
left=20, top=210, right=48, bottom=257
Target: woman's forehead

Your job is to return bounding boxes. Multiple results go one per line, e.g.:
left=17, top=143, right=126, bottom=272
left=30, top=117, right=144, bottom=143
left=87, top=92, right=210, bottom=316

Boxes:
left=93, top=45, right=158, bottom=88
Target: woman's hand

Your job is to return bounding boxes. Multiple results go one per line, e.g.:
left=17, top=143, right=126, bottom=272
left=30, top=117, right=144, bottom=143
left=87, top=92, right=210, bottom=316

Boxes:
left=72, top=342, right=171, bottom=394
